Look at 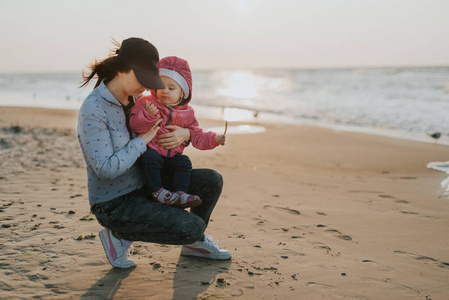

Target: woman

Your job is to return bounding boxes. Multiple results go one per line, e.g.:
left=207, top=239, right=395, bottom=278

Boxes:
left=78, top=37, right=231, bottom=268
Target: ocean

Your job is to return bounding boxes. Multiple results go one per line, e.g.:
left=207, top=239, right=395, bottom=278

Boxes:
left=1, top=66, right=449, bottom=194
left=0, top=66, right=448, bottom=144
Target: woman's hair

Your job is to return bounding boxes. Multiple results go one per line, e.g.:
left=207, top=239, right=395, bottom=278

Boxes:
left=80, top=40, right=132, bottom=89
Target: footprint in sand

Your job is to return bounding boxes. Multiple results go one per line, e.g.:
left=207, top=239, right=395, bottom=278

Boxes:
left=400, top=211, right=418, bottom=215
left=348, top=190, right=383, bottom=194
left=378, top=194, right=409, bottom=204
left=263, top=205, right=300, bottom=215
left=394, top=199, right=409, bottom=204
left=27, top=274, right=49, bottom=281
left=315, top=225, right=353, bottom=241
left=314, top=243, right=331, bottom=252
left=394, top=250, right=449, bottom=269
left=362, top=260, right=395, bottom=272
left=398, top=211, right=439, bottom=220
left=361, top=277, right=421, bottom=296
left=306, top=282, right=334, bottom=289
left=324, top=229, right=353, bottom=241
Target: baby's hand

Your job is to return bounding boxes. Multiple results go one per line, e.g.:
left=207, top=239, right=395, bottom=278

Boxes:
left=145, top=101, right=159, bottom=116
left=215, top=134, right=226, bottom=146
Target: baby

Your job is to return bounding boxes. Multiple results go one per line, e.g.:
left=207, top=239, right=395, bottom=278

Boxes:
left=129, top=56, right=225, bottom=208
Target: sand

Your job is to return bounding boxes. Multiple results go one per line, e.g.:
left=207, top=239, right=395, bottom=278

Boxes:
left=0, top=105, right=448, bottom=300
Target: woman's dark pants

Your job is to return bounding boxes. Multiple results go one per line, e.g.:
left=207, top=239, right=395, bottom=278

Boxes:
left=91, top=169, right=223, bottom=245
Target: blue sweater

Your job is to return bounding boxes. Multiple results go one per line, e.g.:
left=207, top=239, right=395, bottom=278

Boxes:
left=77, top=81, right=147, bottom=207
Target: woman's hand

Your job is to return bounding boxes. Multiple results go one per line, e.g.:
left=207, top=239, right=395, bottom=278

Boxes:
left=157, top=125, right=190, bottom=149
left=138, top=118, right=163, bottom=144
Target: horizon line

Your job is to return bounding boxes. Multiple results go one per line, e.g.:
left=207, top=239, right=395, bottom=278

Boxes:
left=1, top=63, right=449, bottom=75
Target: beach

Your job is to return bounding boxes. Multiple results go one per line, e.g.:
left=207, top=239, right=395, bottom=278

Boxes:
left=1, top=105, right=448, bottom=299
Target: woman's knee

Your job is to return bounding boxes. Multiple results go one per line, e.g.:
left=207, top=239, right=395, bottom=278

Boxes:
left=196, top=169, right=222, bottom=187
left=189, top=169, right=223, bottom=198
left=207, top=169, right=223, bottom=192
left=212, top=170, right=223, bottom=188
left=183, top=216, right=206, bottom=244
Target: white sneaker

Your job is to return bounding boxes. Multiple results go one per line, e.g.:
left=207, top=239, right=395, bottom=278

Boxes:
left=181, top=235, right=232, bottom=260
left=99, top=228, right=136, bottom=268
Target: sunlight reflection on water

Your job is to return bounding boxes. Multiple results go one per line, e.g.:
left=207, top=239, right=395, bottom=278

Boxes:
left=217, top=71, right=258, bottom=99
left=223, top=107, right=255, bottom=121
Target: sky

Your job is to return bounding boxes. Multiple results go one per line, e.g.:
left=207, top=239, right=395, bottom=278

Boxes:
left=0, top=0, right=448, bottom=73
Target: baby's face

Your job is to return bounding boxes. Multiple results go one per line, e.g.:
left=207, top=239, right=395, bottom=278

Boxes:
left=156, top=76, right=183, bottom=107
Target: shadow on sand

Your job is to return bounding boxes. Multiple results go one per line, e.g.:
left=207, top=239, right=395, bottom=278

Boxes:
left=79, top=255, right=232, bottom=299
left=80, top=267, right=135, bottom=300
left=172, top=256, right=232, bottom=300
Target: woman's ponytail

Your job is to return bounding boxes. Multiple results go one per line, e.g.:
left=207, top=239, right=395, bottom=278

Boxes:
left=80, top=50, right=131, bottom=89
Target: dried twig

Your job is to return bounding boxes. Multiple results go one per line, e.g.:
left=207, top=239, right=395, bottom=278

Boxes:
left=223, top=120, right=228, bottom=136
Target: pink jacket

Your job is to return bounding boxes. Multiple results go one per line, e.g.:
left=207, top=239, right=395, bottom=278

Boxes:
left=129, top=56, right=218, bottom=158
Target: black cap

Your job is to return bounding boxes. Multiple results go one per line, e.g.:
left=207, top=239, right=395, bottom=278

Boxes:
left=117, top=37, right=165, bottom=89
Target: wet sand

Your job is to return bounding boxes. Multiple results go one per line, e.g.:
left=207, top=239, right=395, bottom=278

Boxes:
left=0, top=105, right=448, bottom=299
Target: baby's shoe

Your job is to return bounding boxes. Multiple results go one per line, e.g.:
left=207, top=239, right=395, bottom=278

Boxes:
left=152, top=188, right=180, bottom=205
left=174, top=192, right=202, bottom=209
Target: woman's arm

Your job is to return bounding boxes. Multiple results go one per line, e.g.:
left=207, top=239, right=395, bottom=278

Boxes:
left=78, top=101, right=160, bottom=180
